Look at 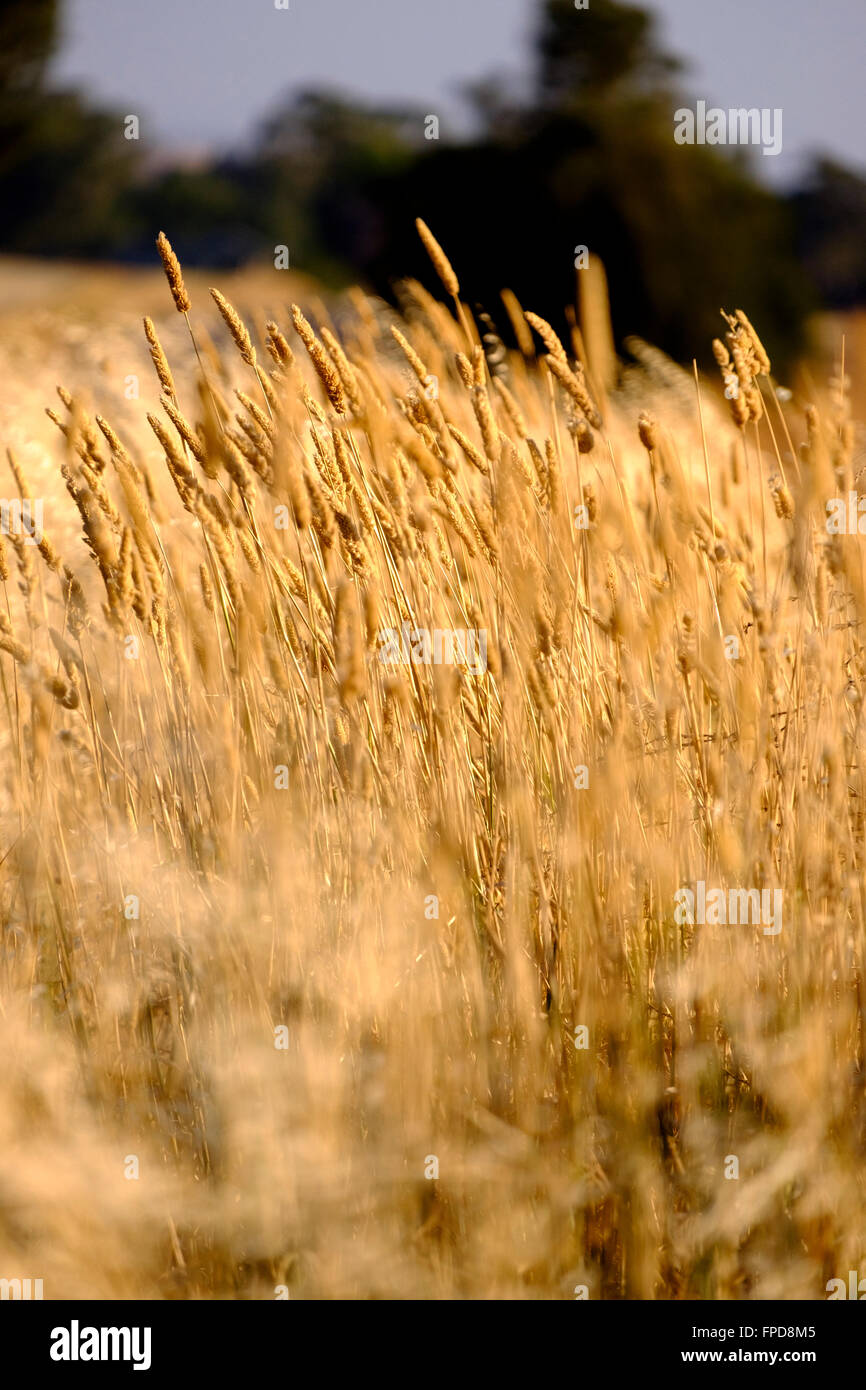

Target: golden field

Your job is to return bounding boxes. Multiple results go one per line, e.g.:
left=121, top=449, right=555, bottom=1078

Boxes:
left=0, top=234, right=864, bottom=1300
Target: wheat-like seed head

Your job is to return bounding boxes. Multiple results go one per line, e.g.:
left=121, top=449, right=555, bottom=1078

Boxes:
left=415, top=218, right=460, bottom=299
left=291, top=305, right=346, bottom=414
left=210, top=289, right=256, bottom=367
left=143, top=317, right=176, bottom=396
left=156, top=231, right=191, bottom=314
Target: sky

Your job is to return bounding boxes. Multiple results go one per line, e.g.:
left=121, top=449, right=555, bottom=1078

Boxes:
left=49, top=0, right=866, bottom=187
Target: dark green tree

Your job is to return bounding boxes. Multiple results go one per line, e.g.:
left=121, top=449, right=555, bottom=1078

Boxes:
left=251, top=89, right=424, bottom=281
left=0, top=0, right=137, bottom=254
left=536, top=0, right=681, bottom=103
left=347, top=0, right=813, bottom=371
left=790, top=160, right=866, bottom=308
left=0, top=0, right=59, bottom=95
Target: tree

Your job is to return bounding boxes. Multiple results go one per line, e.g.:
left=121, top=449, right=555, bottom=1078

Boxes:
left=536, top=0, right=681, bottom=106
left=790, top=160, right=866, bottom=308
left=0, top=0, right=136, bottom=254
left=251, top=89, right=424, bottom=280
left=345, top=0, right=813, bottom=371
left=0, top=0, right=59, bottom=96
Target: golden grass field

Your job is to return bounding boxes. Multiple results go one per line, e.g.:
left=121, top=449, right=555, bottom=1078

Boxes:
left=0, top=231, right=864, bottom=1300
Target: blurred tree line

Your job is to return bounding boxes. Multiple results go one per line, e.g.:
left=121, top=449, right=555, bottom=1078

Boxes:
left=3, top=0, right=866, bottom=369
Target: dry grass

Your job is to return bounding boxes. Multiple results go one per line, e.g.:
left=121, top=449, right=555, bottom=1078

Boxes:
left=0, top=230, right=864, bottom=1300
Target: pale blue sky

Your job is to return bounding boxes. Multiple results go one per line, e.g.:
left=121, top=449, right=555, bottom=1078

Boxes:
left=49, top=0, right=866, bottom=186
